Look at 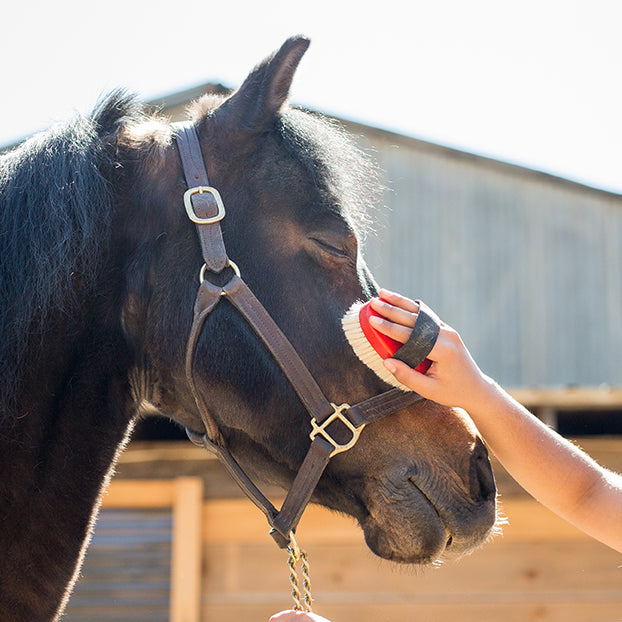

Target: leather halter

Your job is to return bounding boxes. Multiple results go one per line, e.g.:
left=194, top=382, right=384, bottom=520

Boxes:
left=173, top=122, right=425, bottom=548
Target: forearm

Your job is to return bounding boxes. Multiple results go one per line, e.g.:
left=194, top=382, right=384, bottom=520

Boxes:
left=468, top=379, right=622, bottom=552
left=468, top=380, right=593, bottom=499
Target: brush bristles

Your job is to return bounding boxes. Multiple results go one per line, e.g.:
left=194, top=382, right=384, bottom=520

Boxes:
left=341, top=301, right=411, bottom=392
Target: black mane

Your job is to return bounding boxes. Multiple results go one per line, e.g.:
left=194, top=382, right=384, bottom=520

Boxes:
left=278, top=108, right=380, bottom=239
left=0, top=91, right=142, bottom=413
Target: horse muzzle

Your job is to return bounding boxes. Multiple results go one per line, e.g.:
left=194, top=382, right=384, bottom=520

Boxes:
left=358, top=440, right=498, bottom=564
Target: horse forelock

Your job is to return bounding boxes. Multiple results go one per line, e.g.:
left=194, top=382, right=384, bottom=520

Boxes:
left=0, top=91, right=143, bottom=413
left=277, top=108, right=382, bottom=242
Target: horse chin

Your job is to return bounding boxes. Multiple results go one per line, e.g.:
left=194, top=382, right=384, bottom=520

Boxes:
left=357, top=482, right=449, bottom=564
left=357, top=473, right=497, bottom=565
left=360, top=498, right=449, bottom=565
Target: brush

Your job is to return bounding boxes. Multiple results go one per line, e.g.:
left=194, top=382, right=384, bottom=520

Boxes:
left=342, top=298, right=436, bottom=391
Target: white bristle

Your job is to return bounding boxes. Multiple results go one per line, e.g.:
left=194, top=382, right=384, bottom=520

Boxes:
left=341, top=301, right=411, bottom=392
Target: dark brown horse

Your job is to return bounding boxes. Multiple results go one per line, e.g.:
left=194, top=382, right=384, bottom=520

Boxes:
left=0, top=37, right=499, bottom=621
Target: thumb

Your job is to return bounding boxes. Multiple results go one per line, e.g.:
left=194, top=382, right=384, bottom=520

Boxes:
left=384, top=358, right=435, bottom=394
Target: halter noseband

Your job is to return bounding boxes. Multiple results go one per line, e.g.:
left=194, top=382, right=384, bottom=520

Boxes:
left=173, top=122, right=424, bottom=548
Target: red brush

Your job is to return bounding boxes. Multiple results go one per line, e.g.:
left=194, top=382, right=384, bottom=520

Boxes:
left=342, top=299, right=431, bottom=391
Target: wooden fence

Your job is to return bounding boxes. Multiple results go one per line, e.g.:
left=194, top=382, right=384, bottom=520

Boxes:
left=68, top=439, right=622, bottom=621
left=201, top=495, right=621, bottom=622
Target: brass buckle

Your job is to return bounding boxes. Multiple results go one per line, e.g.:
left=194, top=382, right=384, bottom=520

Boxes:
left=309, top=403, right=364, bottom=458
left=184, top=186, right=226, bottom=224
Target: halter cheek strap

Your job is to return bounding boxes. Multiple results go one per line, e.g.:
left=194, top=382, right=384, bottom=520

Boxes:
left=173, top=121, right=426, bottom=548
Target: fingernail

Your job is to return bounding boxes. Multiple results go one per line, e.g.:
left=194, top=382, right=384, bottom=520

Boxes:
left=369, top=315, right=382, bottom=326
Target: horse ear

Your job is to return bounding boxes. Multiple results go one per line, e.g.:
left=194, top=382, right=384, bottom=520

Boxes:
left=214, top=35, right=310, bottom=133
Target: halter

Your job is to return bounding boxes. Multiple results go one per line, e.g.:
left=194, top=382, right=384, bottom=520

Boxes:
left=173, top=122, right=425, bottom=549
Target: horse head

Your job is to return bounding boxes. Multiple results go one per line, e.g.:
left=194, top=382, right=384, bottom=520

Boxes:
left=118, top=36, right=499, bottom=565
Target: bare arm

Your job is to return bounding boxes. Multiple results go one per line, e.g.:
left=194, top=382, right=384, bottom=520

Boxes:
left=370, top=289, right=622, bottom=554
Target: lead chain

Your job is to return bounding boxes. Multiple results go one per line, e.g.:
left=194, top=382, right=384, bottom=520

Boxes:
left=286, top=533, right=313, bottom=612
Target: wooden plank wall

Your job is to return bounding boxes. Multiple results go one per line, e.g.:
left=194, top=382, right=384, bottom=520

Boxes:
left=111, top=442, right=622, bottom=622
left=63, top=507, right=173, bottom=622
left=100, top=479, right=203, bottom=622
left=201, top=497, right=621, bottom=622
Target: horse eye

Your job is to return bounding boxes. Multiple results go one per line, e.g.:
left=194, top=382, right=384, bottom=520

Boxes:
left=310, top=237, right=349, bottom=259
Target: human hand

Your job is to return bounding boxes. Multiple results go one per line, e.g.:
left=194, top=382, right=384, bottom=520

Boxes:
left=369, top=289, right=494, bottom=412
left=269, top=611, right=332, bottom=622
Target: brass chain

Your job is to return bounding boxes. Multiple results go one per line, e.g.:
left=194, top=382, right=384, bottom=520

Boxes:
left=286, top=532, right=313, bottom=612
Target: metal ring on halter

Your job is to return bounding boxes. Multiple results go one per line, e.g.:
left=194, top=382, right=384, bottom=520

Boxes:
left=309, top=402, right=363, bottom=458
left=198, top=259, right=241, bottom=284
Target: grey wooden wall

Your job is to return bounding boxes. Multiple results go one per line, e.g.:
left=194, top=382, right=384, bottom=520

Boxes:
left=352, top=123, right=622, bottom=389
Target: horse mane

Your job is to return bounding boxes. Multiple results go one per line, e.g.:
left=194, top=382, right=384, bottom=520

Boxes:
left=277, top=108, right=380, bottom=239
left=0, top=90, right=143, bottom=413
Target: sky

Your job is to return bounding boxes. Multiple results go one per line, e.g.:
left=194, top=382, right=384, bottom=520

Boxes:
left=2, top=0, right=621, bottom=194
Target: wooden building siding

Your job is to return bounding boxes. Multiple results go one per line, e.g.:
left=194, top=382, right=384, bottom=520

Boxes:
left=63, top=508, right=173, bottom=621
left=66, top=479, right=203, bottom=622
left=347, top=124, right=622, bottom=390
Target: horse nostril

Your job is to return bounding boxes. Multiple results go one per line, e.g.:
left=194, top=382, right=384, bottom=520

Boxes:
left=469, top=439, right=497, bottom=502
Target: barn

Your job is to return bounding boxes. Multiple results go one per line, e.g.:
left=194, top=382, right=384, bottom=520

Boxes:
left=34, top=84, right=622, bottom=620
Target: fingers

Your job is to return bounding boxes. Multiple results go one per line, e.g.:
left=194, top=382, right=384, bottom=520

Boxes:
left=370, top=297, right=417, bottom=327
left=268, top=612, right=301, bottom=622
left=268, top=612, right=331, bottom=622
left=369, top=293, right=419, bottom=345
left=368, top=314, right=412, bottom=344
left=377, top=288, right=420, bottom=314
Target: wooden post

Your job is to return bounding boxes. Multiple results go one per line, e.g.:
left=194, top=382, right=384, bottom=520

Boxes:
left=170, top=477, right=204, bottom=622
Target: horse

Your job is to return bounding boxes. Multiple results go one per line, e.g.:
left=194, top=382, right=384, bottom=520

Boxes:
left=0, top=36, right=499, bottom=621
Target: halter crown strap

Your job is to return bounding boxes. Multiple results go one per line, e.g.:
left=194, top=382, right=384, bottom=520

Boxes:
left=173, top=122, right=228, bottom=273
left=173, top=122, right=426, bottom=548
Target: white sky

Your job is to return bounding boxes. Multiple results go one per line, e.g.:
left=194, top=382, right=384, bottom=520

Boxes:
left=2, top=0, right=621, bottom=194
